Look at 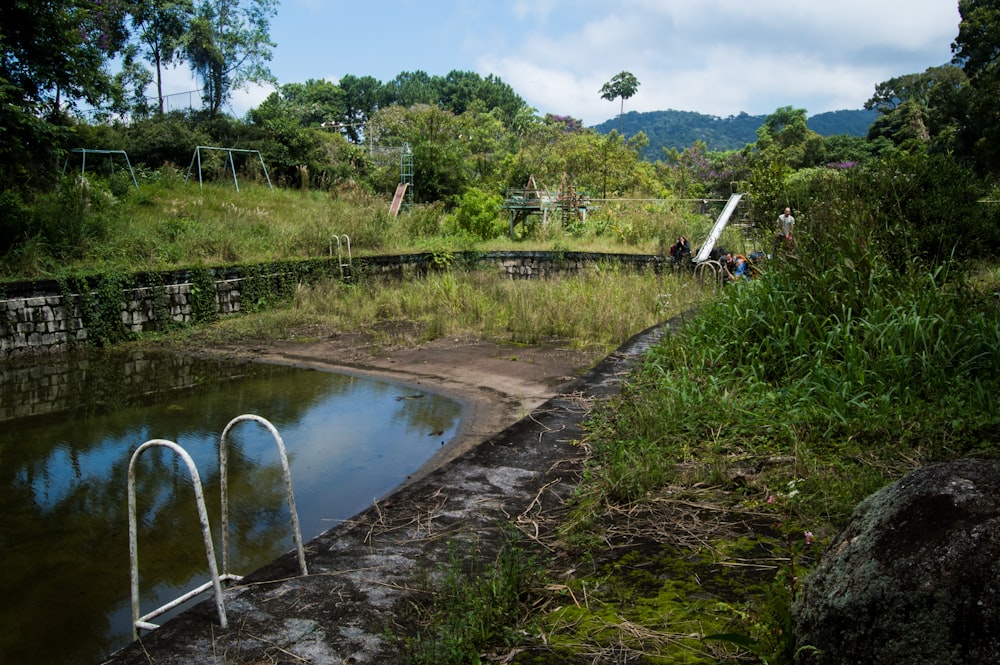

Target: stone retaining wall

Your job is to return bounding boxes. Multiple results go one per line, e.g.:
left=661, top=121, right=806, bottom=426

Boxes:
left=0, top=251, right=665, bottom=356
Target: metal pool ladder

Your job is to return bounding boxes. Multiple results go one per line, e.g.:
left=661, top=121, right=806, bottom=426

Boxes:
left=127, top=414, right=309, bottom=639
left=329, top=233, right=352, bottom=280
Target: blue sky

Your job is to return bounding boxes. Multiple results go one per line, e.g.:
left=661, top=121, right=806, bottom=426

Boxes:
left=158, top=0, right=962, bottom=125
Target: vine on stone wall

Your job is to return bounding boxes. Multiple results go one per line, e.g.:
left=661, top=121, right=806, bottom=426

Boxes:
left=188, top=267, right=219, bottom=323
left=145, top=271, right=176, bottom=332
left=62, top=273, right=134, bottom=347
left=9, top=253, right=650, bottom=353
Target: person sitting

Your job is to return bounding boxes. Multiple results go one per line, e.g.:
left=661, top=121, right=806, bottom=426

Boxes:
left=722, top=253, right=753, bottom=283
left=733, top=255, right=751, bottom=281
left=722, top=251, right=737, bottom=277
left=669, top=235, right=691, bottom=266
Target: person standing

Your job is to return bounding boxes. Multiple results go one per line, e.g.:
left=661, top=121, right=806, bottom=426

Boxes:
left=773, top=207, right=795, bottom=254
left=778, top=207, right=795, bottom=237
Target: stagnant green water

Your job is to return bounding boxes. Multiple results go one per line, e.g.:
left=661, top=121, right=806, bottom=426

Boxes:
left=0, top=350, right=462, bottom=664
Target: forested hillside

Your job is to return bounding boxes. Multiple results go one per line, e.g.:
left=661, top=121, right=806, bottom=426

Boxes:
left=592, top=108, right=877, bottom=160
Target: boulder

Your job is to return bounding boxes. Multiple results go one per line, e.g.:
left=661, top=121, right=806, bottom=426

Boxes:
left=793, top=457, right=1000, bottom=665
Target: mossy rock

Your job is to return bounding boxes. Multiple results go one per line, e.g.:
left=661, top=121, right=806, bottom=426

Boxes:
left=793, top=457, right=1000, bottom=664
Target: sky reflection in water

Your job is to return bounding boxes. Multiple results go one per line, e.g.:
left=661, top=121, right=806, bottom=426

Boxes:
left=0, top=352, right=461, bottom=664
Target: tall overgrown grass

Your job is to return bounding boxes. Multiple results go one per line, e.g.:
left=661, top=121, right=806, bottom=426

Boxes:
left=585, top=198, right=1000, bottom=523
left=178, top=264, right=711, bottom=354
left=539, top=171, right=1000, bottom=664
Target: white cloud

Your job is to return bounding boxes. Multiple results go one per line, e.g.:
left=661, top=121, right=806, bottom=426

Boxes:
left=132, top=0, right=962, bottom=126
left=483, top=0, right=960, bottom=124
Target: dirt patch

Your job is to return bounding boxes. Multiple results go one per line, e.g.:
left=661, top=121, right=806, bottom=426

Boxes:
left=210, top=327, right=607, bottom=484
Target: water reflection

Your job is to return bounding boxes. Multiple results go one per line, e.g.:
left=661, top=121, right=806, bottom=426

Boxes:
left=0, top=350, right=461, bottom=664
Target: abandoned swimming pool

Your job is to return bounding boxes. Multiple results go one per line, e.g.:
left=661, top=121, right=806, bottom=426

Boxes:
left=0, top=350, right=462, bottom=665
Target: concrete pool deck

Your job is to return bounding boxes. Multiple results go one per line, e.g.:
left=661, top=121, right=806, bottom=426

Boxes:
left=101, top=323, right=668, bottom=664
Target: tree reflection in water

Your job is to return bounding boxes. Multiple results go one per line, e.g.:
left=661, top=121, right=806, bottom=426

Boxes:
left=0, top=350, right=461, bottom=664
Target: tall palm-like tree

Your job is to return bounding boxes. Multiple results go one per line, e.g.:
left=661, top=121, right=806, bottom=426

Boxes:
left=600, top=71, right=640, bottom=135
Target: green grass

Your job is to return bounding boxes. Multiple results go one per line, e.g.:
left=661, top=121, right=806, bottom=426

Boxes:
left=406, top=533, right=541, bottom=665
left=552, top=202, right=1000, bottom=663
left=2, top=173, right=754, bottom=281
left=145, top=263, right=710, bottom=356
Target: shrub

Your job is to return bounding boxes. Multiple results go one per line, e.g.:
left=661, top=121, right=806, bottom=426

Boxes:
left=452, top=186, right=504, bottom=240
left=0, top=189, right=32, bottom=255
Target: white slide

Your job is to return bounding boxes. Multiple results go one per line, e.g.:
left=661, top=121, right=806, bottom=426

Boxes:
left=693, top=193, right=743, bottom=263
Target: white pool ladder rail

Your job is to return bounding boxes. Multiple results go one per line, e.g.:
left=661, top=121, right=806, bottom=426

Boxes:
left=329, top=233, right=352, bottom=280
left=219, top=414, right=309, bottom=578
left=127, top=415, right=308, bottom=639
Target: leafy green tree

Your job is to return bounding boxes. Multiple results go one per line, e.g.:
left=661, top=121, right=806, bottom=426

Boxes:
left=865, top=65, right=968, bottom=155
left=437, top=71, right=526, bottom=127
left=867, top=99, right=931, bottom=152
left=952, top=0, right=1000, bottom=172
left=741, top=107, right=817, bottom=224
left=338, top=74, right=382, bottom=143
left=439, top=70, right=488, bottom=117
left=122, top=111, right=211, bottom=168
left=382, top=70, right=439, bottom=108
left=373, top=103, right=471, bottom=203
left=455, top=100, right=508, bottom=189
left=0, top=0, right=133, bottom=184
left=452, top=186, right=504, bottom=239
left=823, top=133, right=887, bottom=165
left=129, top=0, right=195, bottom=114
left=506, top=120, right=655, bottom=199
left=278, top=79, right=346, bottom=127
left=858, top=151, right=1000, bottom=262
left=867, top=69, right=941, bottom=114
left=747, top=106, right=826, bottom=173
left=599, top=71, right=640, bottom=135
left=0, top=0, right=131, bottom=112
left=183, top=0, right=277, bottom=116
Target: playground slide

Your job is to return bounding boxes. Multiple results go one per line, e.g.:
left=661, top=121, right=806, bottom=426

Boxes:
left=389, top=182, right=408, bottom=216
left=693, top=193, right=743, bottom=263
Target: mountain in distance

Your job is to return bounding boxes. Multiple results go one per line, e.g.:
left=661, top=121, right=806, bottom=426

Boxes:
left=591, top=108, right=878, bottom=161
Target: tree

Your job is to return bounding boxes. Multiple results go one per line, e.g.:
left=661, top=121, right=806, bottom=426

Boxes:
left=865, top=65, right=968, bottom=155
left=749, top=106, right=825, bottom=170
left=952, top=0, right=1000, bottom=172
left=0, top=0, right=132, bottom=184
left=373, top=103, right=470, bottom=203
left=338, top=74, right=382, bottom=143
left=437, top=71, right=525, bottom=127
left=130, top=0, right=195, bottom=114
left=740, top=106, right=824, bottom=224
left=183, top=0, right=277, bottom=116
left=278, top=79, right=346, bottom=127
left=382, top=70, right=439, bottom=108
left=599, top=71, right=640, bottom=135
left=0, top=0, right=131, bottom=113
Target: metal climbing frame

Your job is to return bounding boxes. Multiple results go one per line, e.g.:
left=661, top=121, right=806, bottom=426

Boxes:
left=399, top=142, right=413, bottom=211
left=127, top=415, right=308, bottom=639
